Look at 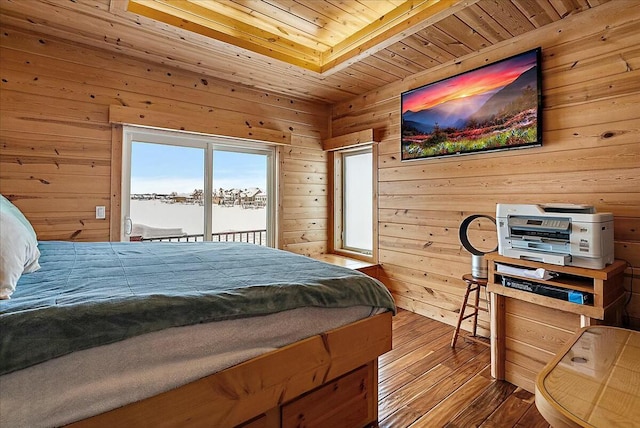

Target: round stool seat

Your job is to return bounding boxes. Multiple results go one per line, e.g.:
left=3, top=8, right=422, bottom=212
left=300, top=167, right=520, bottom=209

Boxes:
left=462, top=274, right=488, bottom=287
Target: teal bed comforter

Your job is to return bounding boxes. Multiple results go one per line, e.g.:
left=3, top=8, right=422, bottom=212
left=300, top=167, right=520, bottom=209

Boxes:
left=0, top=241, right=395, bottom=376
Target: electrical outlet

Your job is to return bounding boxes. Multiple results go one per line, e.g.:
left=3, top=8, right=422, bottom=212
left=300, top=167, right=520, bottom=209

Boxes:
left=96, top=206, right=106, bottom=220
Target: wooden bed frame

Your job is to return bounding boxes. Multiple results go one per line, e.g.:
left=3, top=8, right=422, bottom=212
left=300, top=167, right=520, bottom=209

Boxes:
left=67, top=311, right=392, bottom=428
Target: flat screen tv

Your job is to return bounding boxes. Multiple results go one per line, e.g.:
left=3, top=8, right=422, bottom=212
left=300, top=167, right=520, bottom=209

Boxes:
left=401, top=47, right=542, bottom=161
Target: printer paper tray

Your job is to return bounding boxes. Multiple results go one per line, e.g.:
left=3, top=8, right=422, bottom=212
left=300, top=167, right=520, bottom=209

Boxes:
left=502, top=248, right=571, bottom=266
left=495, top=263, right=555, bottom=280
left=510, top=239, right=570, bottom=255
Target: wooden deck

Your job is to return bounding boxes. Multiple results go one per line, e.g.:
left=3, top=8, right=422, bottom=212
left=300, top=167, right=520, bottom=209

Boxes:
left=378, top=309, right=550, bottom=427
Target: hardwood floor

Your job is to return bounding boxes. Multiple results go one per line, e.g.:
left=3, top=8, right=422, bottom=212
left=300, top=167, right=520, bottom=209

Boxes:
left=378, top=309, right=551, bottom=428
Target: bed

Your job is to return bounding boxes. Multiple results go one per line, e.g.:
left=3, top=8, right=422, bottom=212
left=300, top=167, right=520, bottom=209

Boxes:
left=0, top=197, right=395, bottom=428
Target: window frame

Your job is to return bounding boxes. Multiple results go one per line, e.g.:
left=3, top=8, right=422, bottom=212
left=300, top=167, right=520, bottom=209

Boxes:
left=330, top=143, right=377, bottom=262
left=121, top=125, right=277, bottom=246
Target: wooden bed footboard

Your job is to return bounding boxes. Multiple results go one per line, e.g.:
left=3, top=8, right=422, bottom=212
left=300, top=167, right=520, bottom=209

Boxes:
left=67, top=311, right=393, bottom=428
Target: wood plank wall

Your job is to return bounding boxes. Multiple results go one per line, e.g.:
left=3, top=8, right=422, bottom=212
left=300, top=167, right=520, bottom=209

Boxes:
left=330, top=2, right=640, bottom=330
left=0, top=27, right=330, bottom=256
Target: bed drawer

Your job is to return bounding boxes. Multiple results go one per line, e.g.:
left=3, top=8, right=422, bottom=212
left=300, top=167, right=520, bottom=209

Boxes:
left=281, top=364, right=372, bottom=428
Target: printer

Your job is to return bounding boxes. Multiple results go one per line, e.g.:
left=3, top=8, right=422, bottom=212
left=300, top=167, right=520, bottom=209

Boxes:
left=497, top=204, right=614, bottom=269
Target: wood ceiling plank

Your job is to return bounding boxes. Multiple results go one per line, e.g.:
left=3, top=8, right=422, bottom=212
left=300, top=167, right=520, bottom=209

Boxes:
left=374, top=47, right=428, bottom=74
left=325, top=0, right=379, bottom=26
left=546, top=0, right=581, bottom=18
left=586, top=0, right=609, bottom=6
left=297, top=0, right=396, bottom=41
left=325, top=0, right=384, bottom=24
left=227, top=0, right=330, bottom=40
left=343, top=62, right=401, bottom=86
left=402, top=33, right=456, bottom=64
left=321, top=0, right=476, bottom=73
left=384, top=0, right=409, bottom=7
left=263, top=0, right=351, bottom=40
left=511, top=0, right=559, bottom=28
left=385, top=42, right=441, bottom=69
left=558, top=0, right=599, bottom=16
left=533, top=0, right=564, bottom=20
left=128, top=0, right=323, bottom=68
left=454, top=4, right=512, bottom=44
left=323, top=69, right=385, bottom=94
left=475, top=0, right=536, bottom=37
left=361, top=54, right=414, bottom=80
left=190, top=0, right=332, bottom=50
left=434, top=14, right=491, bottom=51
left=416, top=25, right=474, bottom=59
left=355, top=0, right=406, bottom=16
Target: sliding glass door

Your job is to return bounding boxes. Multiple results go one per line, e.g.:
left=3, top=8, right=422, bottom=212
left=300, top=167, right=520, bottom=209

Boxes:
left=121, top=126, right=275, bottom=246
left=212, top=149, right=269, bottom=245
left=129, top=141, right=206, bottom=240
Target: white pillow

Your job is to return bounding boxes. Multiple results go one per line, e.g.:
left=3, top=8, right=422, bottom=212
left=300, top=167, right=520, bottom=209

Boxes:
left=0, top=194, right=37, bottom=242
left=0, top=211, right=40, bottom=299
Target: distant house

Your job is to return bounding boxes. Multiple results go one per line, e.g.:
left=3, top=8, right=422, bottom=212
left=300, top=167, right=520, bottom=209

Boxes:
left=255, top=192, right=267, bottom=208
left=242, top=188, right=263, bottom=208
left=169, top=193, right=193, bottom=204
left=221, top=189, right=241, bottom=206
left=216, top=188, right=265, bottom=208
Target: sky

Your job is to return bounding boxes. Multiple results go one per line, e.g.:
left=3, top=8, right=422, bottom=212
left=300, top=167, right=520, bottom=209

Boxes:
left=131, top=142, right=267, bottom=194
left=402, top=50, right=537, bottom=114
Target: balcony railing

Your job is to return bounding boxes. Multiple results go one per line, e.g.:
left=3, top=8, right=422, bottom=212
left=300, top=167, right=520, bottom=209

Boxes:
left=133, top=229, right=267, bottom=245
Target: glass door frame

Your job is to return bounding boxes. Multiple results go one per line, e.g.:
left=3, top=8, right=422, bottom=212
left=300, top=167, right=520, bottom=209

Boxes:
left=121, top=125, right=276, bottom=246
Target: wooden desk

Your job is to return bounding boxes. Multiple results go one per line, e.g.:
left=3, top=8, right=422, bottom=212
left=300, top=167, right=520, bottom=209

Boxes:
left=535, top=326, right=640, bottom=428
left=487, top=255, right=627, bottom=392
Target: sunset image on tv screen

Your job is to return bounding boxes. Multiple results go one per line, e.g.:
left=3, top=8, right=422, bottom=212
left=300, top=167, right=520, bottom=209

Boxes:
left=401, top=48, right=541, bottom=160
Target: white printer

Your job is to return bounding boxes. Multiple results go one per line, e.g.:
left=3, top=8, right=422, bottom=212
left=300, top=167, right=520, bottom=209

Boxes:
left=497, top=204, right=614, bottom=269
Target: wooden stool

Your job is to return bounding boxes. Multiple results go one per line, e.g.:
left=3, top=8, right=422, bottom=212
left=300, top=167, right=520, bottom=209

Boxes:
left=451, top=274, right=489, bottom=348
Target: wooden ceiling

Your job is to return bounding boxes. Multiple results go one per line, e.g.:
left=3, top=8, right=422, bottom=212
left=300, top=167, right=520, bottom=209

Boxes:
left=0, top=0, right=609, bottom=104
left=124, top=0, right=464, bottom=73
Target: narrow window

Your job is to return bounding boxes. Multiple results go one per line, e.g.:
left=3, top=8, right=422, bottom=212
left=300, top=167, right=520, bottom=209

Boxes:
left=332, top=146, right=375, bottom=259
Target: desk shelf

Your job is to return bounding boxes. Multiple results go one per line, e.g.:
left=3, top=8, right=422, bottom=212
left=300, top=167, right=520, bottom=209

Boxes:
left=487, top=255, right=626, bottom=320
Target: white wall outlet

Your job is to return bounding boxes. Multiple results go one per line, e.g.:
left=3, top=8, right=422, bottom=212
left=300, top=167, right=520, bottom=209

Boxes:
left=96, top=206, right=106, bottom=220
